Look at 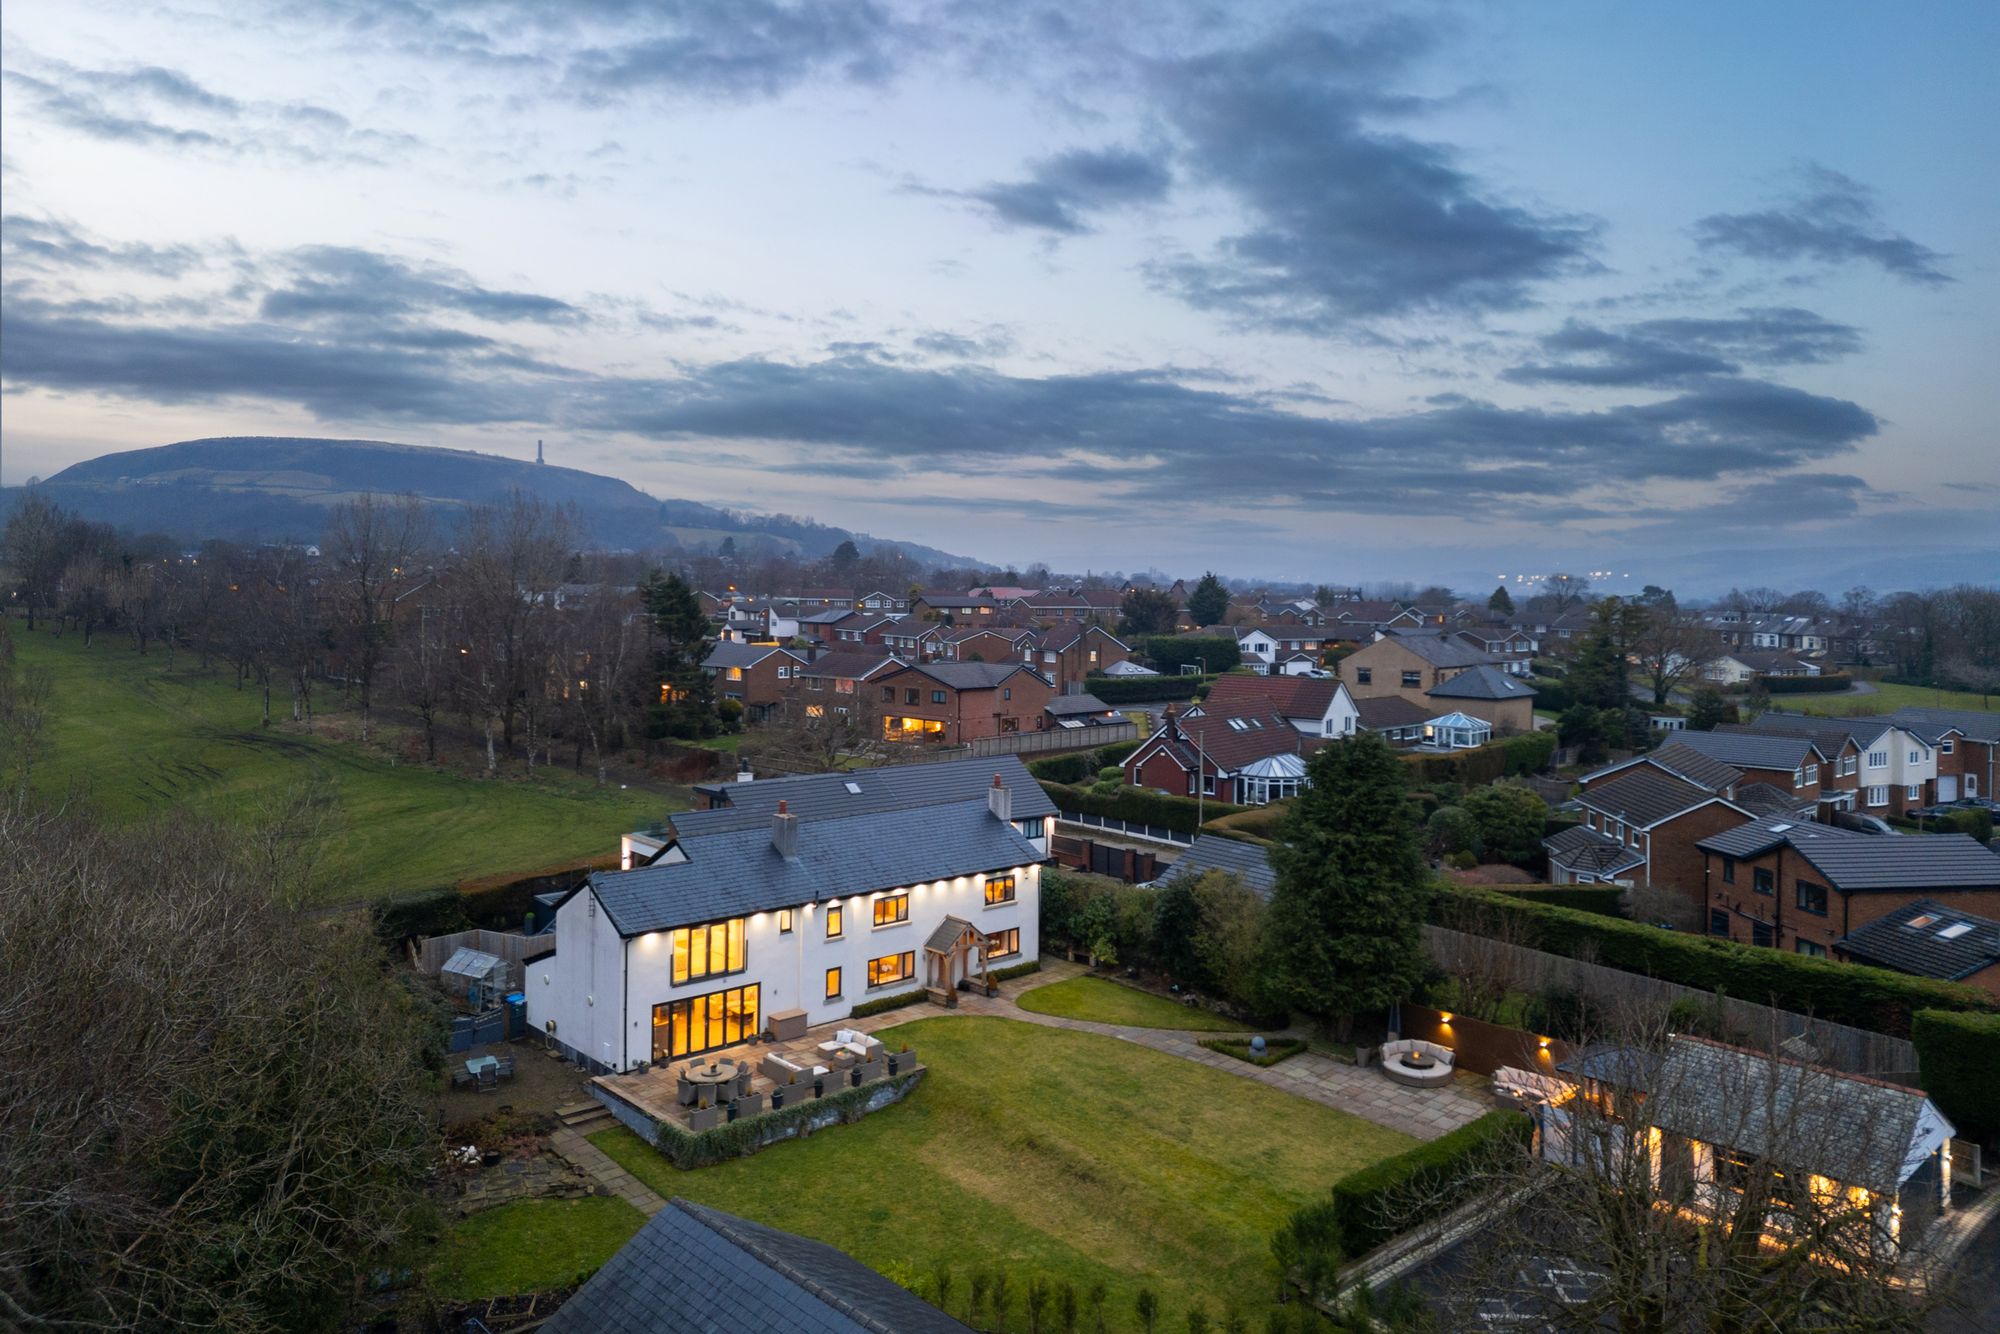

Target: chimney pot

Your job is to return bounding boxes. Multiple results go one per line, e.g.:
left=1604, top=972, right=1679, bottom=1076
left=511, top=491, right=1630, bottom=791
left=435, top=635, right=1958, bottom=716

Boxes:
left=988, top=774, right=1013, bottom=824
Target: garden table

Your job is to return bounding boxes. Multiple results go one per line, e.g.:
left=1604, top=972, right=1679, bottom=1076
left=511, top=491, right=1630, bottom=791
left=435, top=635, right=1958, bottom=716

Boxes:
left=465, top=1055, right=499, bottom=1078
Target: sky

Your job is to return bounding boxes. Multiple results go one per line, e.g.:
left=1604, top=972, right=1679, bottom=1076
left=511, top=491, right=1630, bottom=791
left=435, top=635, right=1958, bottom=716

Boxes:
left=2, top=1, right=1996, bottom=591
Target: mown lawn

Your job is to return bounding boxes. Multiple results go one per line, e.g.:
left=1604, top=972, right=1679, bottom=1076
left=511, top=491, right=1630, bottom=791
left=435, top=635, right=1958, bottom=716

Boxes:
left=589, top=1015, right=1415, bottom=1329
left=1015, top=975, right=1247, bottom=1032
left=16, top=628, right=668, bottom=903
left=428, top=1197, right=647, bottom=1302
left=1795, top=681, right=1999, bottom=716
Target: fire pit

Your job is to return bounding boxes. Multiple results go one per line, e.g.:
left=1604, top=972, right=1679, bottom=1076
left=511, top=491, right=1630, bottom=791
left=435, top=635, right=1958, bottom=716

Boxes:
left=1379, top=1039, right=1455, bottom=1087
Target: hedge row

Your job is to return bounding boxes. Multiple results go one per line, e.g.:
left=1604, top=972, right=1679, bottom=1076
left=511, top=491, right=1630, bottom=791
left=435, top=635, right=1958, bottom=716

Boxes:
left=1026, top=738, right=1147, bottom=785
left=1489, top=885, right=1625, bottom=918
left=1913, top=1010, right=2000, bottom=1144
left=1435, top=886, right=1999, bottom=1036
left=1281, top=1111, right=1532, bottom=1262
left=992, top=959, right=1043, bottom=983
left=1081, top=673, right=1216, bottom=704
left=1200, top=803, right=1288, bottom=844
left=849, top=988, right=928, bottom=1018
left=1762, top=672, right=1854, bottom=695
left=1399, top=732, right=1556, bottom=787
left=1526, top=678, right=1574, bottom=712
left=1037, top=779, right=1250, bottom=835
left=650, top=1070, right=923, bottom=1169
left=1144, top=635, right=1243, bottom=674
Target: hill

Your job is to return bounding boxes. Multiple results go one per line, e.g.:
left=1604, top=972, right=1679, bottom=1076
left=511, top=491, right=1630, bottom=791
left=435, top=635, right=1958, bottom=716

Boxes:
left=7, top=436, right=983, bottom=566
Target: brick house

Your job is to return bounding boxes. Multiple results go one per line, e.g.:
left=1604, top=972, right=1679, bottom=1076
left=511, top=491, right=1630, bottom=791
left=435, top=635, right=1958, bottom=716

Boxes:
left=1656, top=730, right=1841, bottom=806
left=702, top=642, right=807, bottom=722
left=1836, top=899, right=2000, bottom=997
left=1016, top=587, right=1125, bottom=624
left=1546, top=766, right=1753, bottom=917
left=1122, top=706, right=1314, bottom=806
left=1896, top=708, right=2000, bottom=803
left=935, top=625, right=1036, bottom=665
left=1023, top=624, right=1131, bottom=693
left=910, top=592, right=1008, bottom=622
left=1187, top=672, right=1360, bottom=740
left=1715, top=713, right=1941, bottom=817
left=1337, top=631, right=1500, bottom=706
left=1697, top=816, right=2000, bottom=958
left=785, top=650, right=901, bottom=715
left=873, top=662, right=1054, bottom=744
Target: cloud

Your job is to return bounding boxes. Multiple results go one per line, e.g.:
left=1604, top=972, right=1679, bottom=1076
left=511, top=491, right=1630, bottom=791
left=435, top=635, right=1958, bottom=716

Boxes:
left=950, top=147, right=1172, bottom=234
left=1, top=58, right=419, bottom=165
left=1505, top=307, right=1863, bottom=388
left=258, top=246, right=585, bottom=326
left=1144, top=24, right=1598, bottom=329
left=1, top=215, right=210, bottom=279
left=559, top=0, right=902, bottom=102
left=1694, top=164, right=1951, bottom=285
left=911, top=326, right=1016, bottom=359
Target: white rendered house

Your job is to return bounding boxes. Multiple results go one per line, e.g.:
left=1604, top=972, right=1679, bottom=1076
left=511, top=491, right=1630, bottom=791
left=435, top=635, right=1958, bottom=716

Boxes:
left=530, top=756, right=1051, bottom=1073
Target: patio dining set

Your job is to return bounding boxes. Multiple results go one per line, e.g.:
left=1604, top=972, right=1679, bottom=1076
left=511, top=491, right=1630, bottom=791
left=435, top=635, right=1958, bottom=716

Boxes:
left=450, top=1053, right=516, bottom=1093
left=662, top=1030, right=914, bottom=1132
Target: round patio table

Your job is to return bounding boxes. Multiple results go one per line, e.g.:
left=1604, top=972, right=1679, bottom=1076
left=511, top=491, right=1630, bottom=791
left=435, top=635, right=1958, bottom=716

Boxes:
left=1399, top=1051, right=1437, bottom=1072
left=686, top=1059, right=741, bottom=1102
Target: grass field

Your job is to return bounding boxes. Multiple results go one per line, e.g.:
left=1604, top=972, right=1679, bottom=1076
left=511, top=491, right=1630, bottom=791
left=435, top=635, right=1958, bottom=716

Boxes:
left=1015, top=975, right=1247, bottom=1032
left=427, top=1197, right=647, bottom=1301
left=15, top=627, right=668, bottom=903
left=588, top=1015, right=1415, bottom=1328
left=1793, top=681, right=1999, bottom=717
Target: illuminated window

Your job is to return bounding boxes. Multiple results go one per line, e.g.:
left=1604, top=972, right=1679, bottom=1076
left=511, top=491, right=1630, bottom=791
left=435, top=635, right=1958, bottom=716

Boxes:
left=824, top=967, right=842, bottom=1000
left=670, top=919, right=747, bottom=985
left=867, top=951, right=916, bottom=987
left=727, top=667, right=744, bottom=681
left=984, top=874, right=1016, bottom=906
left=987, top=927, right=1021, bottom=959
left=872, top=892, right=910, bottom=927
left=651, top=982, right=759, bottom=1061
left=778, top=909, right=793, bottom=933
left=826, top=905, right=843, bottom=939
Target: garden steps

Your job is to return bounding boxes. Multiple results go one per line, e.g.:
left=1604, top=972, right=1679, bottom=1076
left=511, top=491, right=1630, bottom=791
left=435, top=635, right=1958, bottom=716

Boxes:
left=557, top=1102, right=612, bottom=1130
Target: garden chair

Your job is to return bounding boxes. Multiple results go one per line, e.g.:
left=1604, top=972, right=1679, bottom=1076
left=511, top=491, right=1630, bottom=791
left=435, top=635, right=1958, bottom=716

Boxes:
left=477, top=1067, right=498, bottom=1094
left=495, top=1056, right=515, bottom=1079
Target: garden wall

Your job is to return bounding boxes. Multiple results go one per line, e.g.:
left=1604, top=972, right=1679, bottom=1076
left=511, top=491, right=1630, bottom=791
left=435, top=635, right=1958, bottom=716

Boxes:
left=1397, top=1002, right=1576, bottom=1078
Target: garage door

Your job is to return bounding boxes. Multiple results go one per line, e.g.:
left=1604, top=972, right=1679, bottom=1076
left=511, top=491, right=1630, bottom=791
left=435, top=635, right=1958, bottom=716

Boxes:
left=1939, top=776, right=1958, bottom=801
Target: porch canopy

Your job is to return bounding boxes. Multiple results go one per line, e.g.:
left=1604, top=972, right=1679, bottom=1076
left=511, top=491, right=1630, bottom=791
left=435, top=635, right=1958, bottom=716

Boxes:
left=923, top=914, right=992, bottom=1004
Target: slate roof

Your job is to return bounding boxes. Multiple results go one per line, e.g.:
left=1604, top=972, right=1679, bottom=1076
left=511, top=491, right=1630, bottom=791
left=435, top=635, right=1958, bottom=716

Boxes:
left=1882, top=706, right=2000, bottom=745
left=1697, top=815, right=2000, bottom=892
left=543, top=1197, right=968, bottom=1334
left=1594, top=742, right=1744, bottom=795
left=1574, top=769, right=1723, bottom=828
left=1200, top=672, right=1346, bottom=722
left=1719, top=649, right=1816, bottom=673
left=1425, top=664, right=1536, bottom=701
left=1149, top=833, right=1279, bottom=898
left=1660, top=729, right=1823, bottom=772
left=683, top=754, right=1055, bottom=833
left=1647, top=1038, right=1946, bottom=1193
left=889, top=661, right=1043, bottom=691
left=1378, top=630, right=1495, bottom=668
left=1722, top=712, right=1883, bottom=751
left=799, top=608, right=858, bottom=626
left=704, top=642, right=802, bottom=670
left=1354, top=696, right=1434, bottom=731
left=1044, top=693, right=1116, bottom=717
left=1733, top=782, right=1812, bottom=817
left=1837, top=899, right=2000, bottom=982
left=924, top=915, right=980, bottom=954
left=795, top=650, right=902, bottom=681
left=1544, top=825, right=1645, bottom=877
left=592, top=800, right=1041, bottom=936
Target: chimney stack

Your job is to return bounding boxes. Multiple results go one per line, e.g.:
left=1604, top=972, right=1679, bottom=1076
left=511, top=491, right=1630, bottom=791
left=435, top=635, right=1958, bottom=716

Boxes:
left=772, top=799, right=799, bottom=859
left=987, top=773, right=1012, bottom=824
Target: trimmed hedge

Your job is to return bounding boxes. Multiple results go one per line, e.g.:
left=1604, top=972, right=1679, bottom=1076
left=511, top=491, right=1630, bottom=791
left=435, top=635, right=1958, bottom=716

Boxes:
left=1435, top=886, right=2000, bottom=1036
left=849, top=988, right=928, bottom=1018
left=370, top=888, right=471, bottom=947
left=1201, top=1036, right=1307, bottom=1067
left=1027, top=739, right=1151, bottom=785
left=1082, top=673, right=1215, bottom=704
left=650, top=1071, right=922, bottom=1169
left=1400, top=732, right=1556, bottom=787
left=1913, top=1010, right=2000, bottom=1144
left=1038, top=780, right=1250, bottom=835
left=1282, top=1111, right=1532, bottom=1262
left=992, top=959, right=1043, bottom=983
left=1764, top=672, right=1854, bottom=695
left=1491, top=885, right=1626, bottom=918
left=1145, top=635, right=1242, bottom=674
left=1526, top=678, right=1574, bottom=712
left=1200, top=802, right=1290, bottom=844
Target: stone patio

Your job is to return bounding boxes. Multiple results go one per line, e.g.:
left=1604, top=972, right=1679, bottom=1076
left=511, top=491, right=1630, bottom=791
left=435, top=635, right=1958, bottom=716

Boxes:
left=592, top=1027, right=926, bottom=1131
left=444, top=1151, right=598, bottom=1217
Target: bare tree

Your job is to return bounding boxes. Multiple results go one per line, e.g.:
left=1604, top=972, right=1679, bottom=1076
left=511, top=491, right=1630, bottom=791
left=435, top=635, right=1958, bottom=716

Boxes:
left=564, top=580, right=649, bottom=786
left=457, top=493, right=577, bottom=768
left=1628, top=607, right=1716, bottom=706
left=0, top=799, right=437, bottom=1332
left=325, top=493, right=429, bottom=742
left=1538, top=573, right=1591, bottom=615
left=738, top=691, right=910, bottom=774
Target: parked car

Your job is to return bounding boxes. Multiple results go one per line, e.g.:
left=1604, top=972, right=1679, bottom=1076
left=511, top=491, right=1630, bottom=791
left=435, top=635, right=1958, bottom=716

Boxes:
left=1832, top=812, right=1899, bottom=836
left=1913, top=803, right=1963, bottom=821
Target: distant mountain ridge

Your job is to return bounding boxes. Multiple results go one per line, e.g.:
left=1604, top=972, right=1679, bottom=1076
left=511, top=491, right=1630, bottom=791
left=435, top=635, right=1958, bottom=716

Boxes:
left=10, top=437, right=985, bottom=567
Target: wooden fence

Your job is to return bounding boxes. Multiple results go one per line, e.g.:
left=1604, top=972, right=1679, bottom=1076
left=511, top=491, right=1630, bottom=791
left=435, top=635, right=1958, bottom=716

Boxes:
left=969, top=722, right=1137, bottom=757
left=1422, top=924, right=1919, bottom=1080
left=416, top=927, right=557, bottom=982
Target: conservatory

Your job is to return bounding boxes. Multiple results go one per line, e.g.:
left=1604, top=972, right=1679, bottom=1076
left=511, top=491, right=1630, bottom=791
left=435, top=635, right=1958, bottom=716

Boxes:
left=1421, top=711, right=1492, bottom=751
left=1236, top=752, right=1310, bottom=805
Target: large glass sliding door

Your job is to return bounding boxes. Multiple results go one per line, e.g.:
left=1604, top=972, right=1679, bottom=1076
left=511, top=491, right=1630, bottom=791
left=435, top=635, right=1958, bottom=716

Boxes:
left=651, top=983, right=761, bottom=1062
